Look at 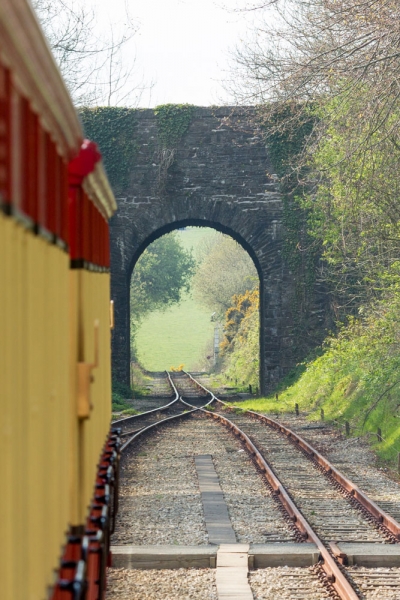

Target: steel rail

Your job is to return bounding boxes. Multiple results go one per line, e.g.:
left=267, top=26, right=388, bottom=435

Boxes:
left=184, top=371, right=400, bottom=542
left=120, top=372, right=212, bottom=452
left=113, top=371, right=180, bottom=429
left=118, top=371, right=358, bottom=597
left=173, top=372, right=215, bottom=409
left=120, top=408, right=198, bottom=452
left=202, top=406, right=359, bottom=600
left=183, top=372, right=400, bottom=599
left=244, top=411, right=400, bottom=542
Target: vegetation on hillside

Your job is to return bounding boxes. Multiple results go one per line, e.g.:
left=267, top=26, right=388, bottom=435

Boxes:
left=190, top=232, right=259, bottom=384
left=229, top=0, right=400, bottom=462
left=240, top=291, right=400, bottom=465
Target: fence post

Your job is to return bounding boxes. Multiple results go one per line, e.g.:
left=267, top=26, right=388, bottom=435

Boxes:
left=249, top=384, right=252, bottom=394
left=345, top=421, right=350, bottom=436
left=377, top=427, right=382, bottom=442
left=295, top=403, right=299, bottom=416
left=320, top=409, right=324, bottom=421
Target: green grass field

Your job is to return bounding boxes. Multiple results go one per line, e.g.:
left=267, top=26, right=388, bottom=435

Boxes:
left=135, top=227, right=217, bottom=371
left=135, top=292, right=214, bottom=370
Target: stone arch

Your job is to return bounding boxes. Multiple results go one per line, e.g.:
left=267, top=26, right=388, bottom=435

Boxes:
left=109, top=107, right=294, bottom=394
left=111, top=202, right=286, bottom=395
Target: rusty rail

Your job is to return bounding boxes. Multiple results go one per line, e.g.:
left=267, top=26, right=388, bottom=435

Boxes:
left=184, top=371, right=400, bottom=542
left=120, top=372, right=213, bottom=452
left=202, top=406, right=359, bottom=600
left=120, top=408, right=197, bottom=452
left=184, top=371, right=400, bottom=599
left=244, top=411, right=400, bottom=542
left=113, top=371, right=180, bottom=428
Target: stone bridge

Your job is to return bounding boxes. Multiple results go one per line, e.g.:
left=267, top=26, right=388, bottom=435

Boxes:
left=110, top=107, right=296, bottom=394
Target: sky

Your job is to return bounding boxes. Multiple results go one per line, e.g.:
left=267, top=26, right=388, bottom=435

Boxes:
left=88, top=0, right=253, bottom=107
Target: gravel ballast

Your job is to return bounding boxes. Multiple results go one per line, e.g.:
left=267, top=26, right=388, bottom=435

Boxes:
left=277, top=413, right=400, bottom=523
left=112, top=413, right=294, bottom=546
left=347, top=566, right=400, bottom=598
left=106, top=567, right=217, bottom=599
left=249, top=567, right=330, bottom=599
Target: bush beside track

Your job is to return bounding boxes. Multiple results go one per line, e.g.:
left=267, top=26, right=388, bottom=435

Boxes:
left=237, top=303, right=400, bottom=468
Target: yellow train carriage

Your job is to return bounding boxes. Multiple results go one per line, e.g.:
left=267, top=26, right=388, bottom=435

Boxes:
left=0, top=1, right=119, bottom=599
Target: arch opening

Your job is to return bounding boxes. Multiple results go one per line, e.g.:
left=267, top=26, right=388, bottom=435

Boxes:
left=127, top=218, right=264, bottom=284
left=129, top=223, right=263, bottom=391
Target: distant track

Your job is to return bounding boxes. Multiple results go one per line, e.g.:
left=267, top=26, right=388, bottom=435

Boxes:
left=118, top=371, right=212, bottom=452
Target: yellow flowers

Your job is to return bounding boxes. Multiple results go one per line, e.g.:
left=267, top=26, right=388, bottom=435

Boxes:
left=170, top=364, right=185, bottom=372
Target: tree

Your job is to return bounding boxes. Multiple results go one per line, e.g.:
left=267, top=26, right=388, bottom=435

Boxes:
left=229, top=0, right=400, bottom=317
left=192, top=234, right=258, bottom=317
left=227, top=0, right=400, bottom=186
left=304, top=97, right=400, bottom=316
left=130, top=233, right=196, bottom=355
left=220, top=289, right=260, bottom=386
left=32, top=0, right=143, bottom=106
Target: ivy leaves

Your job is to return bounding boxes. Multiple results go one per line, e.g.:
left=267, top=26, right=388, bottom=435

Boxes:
left=153, top=104, right=194, bottom=195
left=154, top=104, right=195, bottom=149
left=79, top=107, right=138, bottom=195
left=79, top=104, right=195, bottom=198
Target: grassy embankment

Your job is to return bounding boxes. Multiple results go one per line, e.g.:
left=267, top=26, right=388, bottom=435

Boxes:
left=135, top=227, right=217, bottom=371
left=111, top=364, right=151, bottom=413
left=236, top=300, right=400, bottom=467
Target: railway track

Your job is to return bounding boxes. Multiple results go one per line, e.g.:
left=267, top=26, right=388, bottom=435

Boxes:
left=111, top=374, right=323, bottom=599
left=109, top=371, right=400, bottom=599
left=115, top=371, right=215, bottom=450
left=180, top=372, right=400, bottom=600
left=113, top=372, right=189, bottom=438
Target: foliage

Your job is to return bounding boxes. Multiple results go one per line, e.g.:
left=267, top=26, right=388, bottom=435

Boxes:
left=240, top=292, right=400, bottom=465
left=261, top=103, right=315, bottom=180
left=221, top=289, right=260, bottom=387
left=112, top=379, right=132, bottom=411
left=154, top=104, right=195, bottom=148
left=303, top=95, right=400, bottom=317
left=231, top=0, right=400, bottom=159
left=130, top=232, right=196, bottom=358
left=153, top=104, right=195, bottom=194
left=231, top=1, right=400, bottom=468
left=170, top=364, right=185, bottom=372
left=79, top=107, right=138, bottom=195
left=192, top=233, right=258, bottom=318
left=130, top=233, right=195, bottom=319
left=129, top=363, right=153, bottom=399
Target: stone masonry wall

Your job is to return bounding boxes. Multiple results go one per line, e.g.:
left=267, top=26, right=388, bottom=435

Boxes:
left=110, top=106, right=297, bottom=394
